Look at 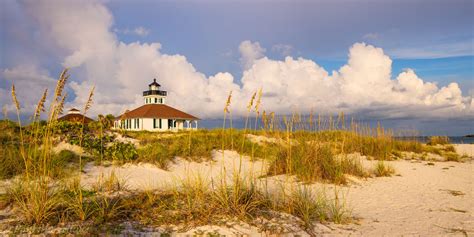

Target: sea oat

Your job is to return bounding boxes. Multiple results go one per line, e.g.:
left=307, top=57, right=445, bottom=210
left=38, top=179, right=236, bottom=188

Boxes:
left=83, top=86, right=95, bottom=115
left=11, top=84, right=20, bottom=112
left=54, top=69, right=69, bottom=101
left=247, top=91, right=256, bottom=112
left=224, top=91, right=232, bottom=113
left=254, top=88, right=262, bottom=114
left=34, top=89, right=48, bottom=119
left=261, top=110, right=267, bottom=129
left=56, top=93, right=67, bottom=116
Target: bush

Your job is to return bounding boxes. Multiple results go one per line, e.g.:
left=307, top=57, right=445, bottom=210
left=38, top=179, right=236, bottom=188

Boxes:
left=105, top=142, right=138, bottom=162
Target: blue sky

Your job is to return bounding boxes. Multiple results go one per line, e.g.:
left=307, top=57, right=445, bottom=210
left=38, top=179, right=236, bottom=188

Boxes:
left=0, top=0, right=473, bottom=135
left=106, top=0, right=473, bottom=92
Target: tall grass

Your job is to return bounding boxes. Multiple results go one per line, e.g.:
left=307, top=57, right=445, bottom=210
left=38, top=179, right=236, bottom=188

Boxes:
left=6, top=179, right=63, bottom=225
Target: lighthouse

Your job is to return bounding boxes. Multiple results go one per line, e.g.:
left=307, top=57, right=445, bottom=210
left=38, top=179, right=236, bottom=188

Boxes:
left=113, top=78, right=199, bottom=131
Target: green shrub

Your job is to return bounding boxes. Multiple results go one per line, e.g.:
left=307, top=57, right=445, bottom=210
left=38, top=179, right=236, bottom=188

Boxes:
left=105, top=142, right=138, bottom=162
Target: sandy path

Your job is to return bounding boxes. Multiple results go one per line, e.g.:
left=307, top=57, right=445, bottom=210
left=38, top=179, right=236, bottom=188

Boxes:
left=325, top=159, right=474, bottom=236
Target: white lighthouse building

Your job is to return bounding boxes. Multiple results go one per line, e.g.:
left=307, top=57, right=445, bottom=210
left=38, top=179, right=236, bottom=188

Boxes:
left=113, top=79, right=199, bottom=131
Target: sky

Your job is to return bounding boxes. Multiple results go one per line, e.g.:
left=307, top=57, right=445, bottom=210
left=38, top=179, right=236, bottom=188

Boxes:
left=0, top=0, right=473, bottom=135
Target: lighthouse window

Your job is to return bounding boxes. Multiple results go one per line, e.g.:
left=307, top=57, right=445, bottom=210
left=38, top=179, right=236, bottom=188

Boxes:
left=155, top=98, right=157, bottom=103
left=159, top=98, right=163, bottom=104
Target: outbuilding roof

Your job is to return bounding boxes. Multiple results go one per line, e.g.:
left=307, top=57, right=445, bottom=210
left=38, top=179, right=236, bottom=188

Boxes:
left=58, top=114, right=94, bottom=124
left=116, top=104, right=199, bottom=120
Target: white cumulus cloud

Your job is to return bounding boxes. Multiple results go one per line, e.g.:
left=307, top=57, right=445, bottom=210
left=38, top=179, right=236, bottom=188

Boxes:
left=115, top=26, right=150, bottom=37
left=239, top=40, right=266, bottom=70
left=1, top=0, right=472, bottom=122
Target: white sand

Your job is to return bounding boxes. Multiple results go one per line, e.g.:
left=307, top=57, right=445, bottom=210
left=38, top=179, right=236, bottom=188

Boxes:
left=79, top=145, right=474, bottom=236
left=52, top=141, right=85, bottom=155
left=111, top=132, right=141, bottom=147
left=324, top=159, right=474, bottom=235
left=81, top=150, right=268, bottom=191
left=454, top=144, right=474, bottom=157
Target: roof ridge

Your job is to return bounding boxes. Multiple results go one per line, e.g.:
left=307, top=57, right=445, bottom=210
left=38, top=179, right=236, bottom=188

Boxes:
left=116, top=104, right=198, bottom=120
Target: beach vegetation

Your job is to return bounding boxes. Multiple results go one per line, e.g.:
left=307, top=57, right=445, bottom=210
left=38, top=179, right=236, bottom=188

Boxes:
left=0, top=69, right=466, bottom=235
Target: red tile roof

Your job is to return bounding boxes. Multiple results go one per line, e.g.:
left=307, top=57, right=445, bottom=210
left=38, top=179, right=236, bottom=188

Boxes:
left=58, top=114, right=94, bottom=124
left=116, top=104, right=199, bottom=120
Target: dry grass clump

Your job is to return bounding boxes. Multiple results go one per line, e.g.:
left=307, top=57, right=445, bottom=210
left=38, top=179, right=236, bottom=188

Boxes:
left=427, top=136, right=450, bottom=145
left=444, top=152, right=461, bottom=162
left=92, top=170, right=127, bottom=193
left=282, top=186, right=329, bottom=228
left=6, top=179, right=64, bottom=225
left=123, top=176, right=348, bottom=234
left=269, top=143, right=367, bottom=184
left=373, top=161, right=395, bottom=177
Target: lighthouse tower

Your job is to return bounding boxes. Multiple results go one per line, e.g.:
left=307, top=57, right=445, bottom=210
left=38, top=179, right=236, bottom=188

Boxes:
left=143, top=78, right=167, bottom=104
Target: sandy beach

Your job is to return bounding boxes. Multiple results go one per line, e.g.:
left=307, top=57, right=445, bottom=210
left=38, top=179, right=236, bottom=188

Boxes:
left=74, top=144, right=474, bottom=236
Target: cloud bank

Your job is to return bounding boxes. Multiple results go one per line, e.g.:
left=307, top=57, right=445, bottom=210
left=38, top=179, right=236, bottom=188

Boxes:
left=1, top=0, right=472, bottom=121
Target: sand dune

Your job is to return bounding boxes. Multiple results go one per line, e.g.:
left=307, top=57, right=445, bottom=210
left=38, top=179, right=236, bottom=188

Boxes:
left=80, top=144, right=474, bottom=236
left=82, top=150, right=268, bottom=191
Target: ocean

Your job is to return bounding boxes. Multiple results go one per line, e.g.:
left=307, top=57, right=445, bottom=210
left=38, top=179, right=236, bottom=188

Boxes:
left=394, top=136, right=474, bottom=144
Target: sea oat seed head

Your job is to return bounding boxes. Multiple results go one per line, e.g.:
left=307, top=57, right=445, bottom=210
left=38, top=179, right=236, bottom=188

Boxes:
left=57, top=92, right=67, bottom=116
left=254, top=88, right=262, bottom=113
left=34, top=89, right=48, bottom=118
left=83, top=86, right=95, bottom=115
left=247, top=91, right=256, bottom=111
left=11, top=84, right=20, bottom=112
left=224, top=91, right=232, bottom=113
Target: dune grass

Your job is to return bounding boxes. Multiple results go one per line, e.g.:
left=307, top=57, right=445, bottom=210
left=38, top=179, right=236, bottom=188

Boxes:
left=0, top=69, right=465, bottom=235
left=427, top=136, right=450, bottom=145
left=373, top=161, right=395, bottom=177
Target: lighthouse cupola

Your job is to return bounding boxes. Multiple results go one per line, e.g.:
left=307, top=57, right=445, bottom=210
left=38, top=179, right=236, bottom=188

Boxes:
left=143, top=78, right=167, bottom=104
